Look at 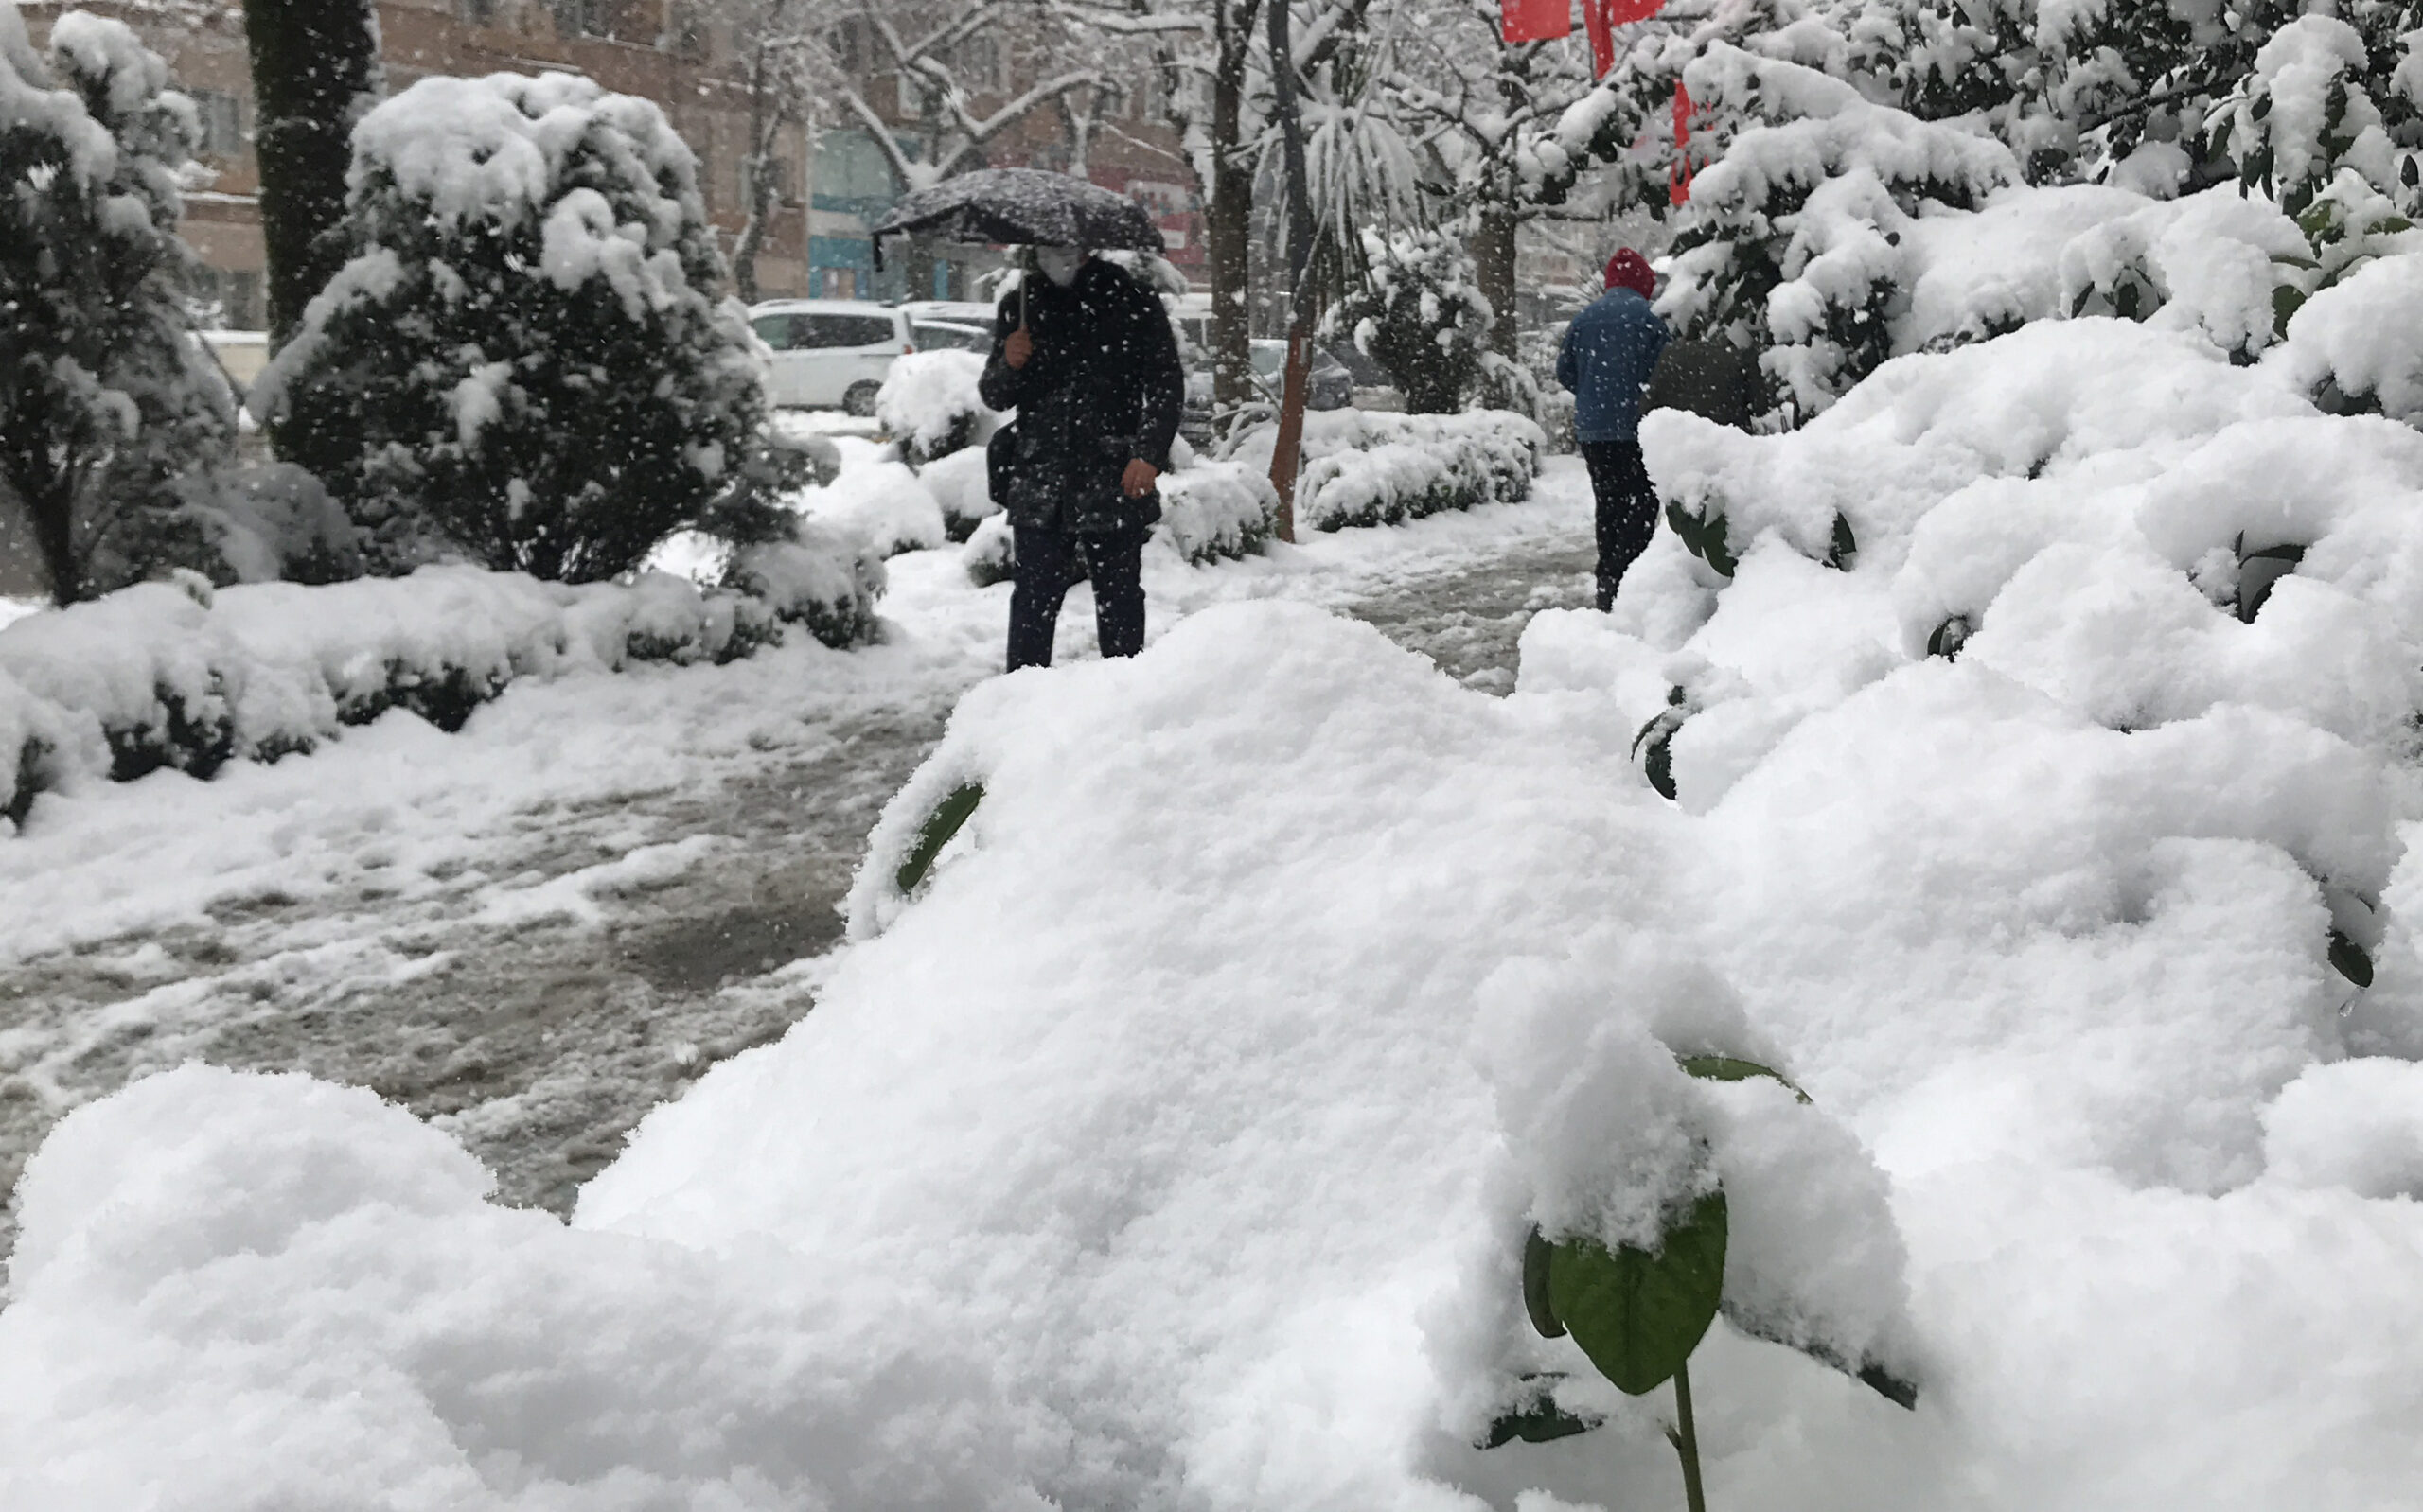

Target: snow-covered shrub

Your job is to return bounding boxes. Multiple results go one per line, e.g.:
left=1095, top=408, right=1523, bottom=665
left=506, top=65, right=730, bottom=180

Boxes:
left=2054, top=185, right=2312, bottom=359
left=0, top=8, right=237, bottom=603
left=919, top=446, right=999, bottom=542
left=875, top=351, right=1005, bottom=474
left=1249, top=411, right=1543, bottom=531
left=168, top=463, right=363, bottom=587
left=2280, top=248, right=2423, bottom=419
left=723, top=525, right=886, bottom=650
left=1324, top=228, right=1497, bottom=413
left=1155, top=462, right=1280, bottom=564
left=963, top=513, right=1016, bottom=589
left=795, top=444, right=949, bottom=558
left=255, top=71, right=763, bottom=582
left=1659, top=43, right=2017, bottom=422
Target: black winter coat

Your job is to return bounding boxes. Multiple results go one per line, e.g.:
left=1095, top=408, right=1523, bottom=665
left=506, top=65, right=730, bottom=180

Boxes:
left=979, top=259, right=1185, bottom=534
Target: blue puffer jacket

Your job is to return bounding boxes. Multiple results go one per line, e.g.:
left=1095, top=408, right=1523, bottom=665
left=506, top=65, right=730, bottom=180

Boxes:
left=1557, top=289, right=1670, bottom=445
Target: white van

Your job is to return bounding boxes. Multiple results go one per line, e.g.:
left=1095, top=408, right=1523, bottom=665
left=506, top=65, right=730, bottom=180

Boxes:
left=749, top=300, right=914, bottom=414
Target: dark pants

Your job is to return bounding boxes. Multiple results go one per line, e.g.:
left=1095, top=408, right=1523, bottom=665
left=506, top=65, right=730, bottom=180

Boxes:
left=1582, top=440, right=1659, bottom=611
left=1007, top=522, right=1152, bottom=671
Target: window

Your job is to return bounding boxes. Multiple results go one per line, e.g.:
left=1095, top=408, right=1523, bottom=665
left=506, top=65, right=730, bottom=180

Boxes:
left=898, top=66, right=936, bottom=117
left=913, top=321, right=991, bottom=353
left=831, top=18, right=865, bottom=74
left=803, top=313, right=899, bottom=348
left=957, top=35, right=1002, bottom=94
left=191, top=89, right=242, bottom=158
left=751, top=315, right=796, bottom=350
left=457, top=0, right=501, bottom=26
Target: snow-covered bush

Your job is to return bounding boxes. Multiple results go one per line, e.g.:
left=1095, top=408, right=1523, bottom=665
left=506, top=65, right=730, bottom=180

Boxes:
left=1155, top=461, right=1281, bottom=564
left=0, top=536, right=882, bottom=822
left=875, top=351, right=1005, bottom=475
left=962, top=513, right=1017, bottom=588
left=168, top=463, right=363, bottom=587
left=0, top=8, right=237, bottom=603
left=1324, top=227, right=1497, bottom=413
left=255, top=71, right=763, bottom=582
left=797, top=448, right=950, bottom=557
left=723, top=525, right=886, bottom=650
left=919, top=446, right=999, bottom=542
left=1659, top=44, right=2017, bottom=421
left=1235, top=411, right=1542, bottom=531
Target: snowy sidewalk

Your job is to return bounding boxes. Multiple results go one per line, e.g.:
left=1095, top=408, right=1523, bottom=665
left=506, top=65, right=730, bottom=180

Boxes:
left=0, top=461, right=1594, bottom=1244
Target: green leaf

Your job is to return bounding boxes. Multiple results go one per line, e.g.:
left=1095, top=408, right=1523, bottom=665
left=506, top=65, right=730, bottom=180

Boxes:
left=1859, top=1363, right=1921, bottom=1410
left=1826, top=512, right=1858, bottom=571
left=1644, top=732, right=1677, bottom=801
left=1523, top=1227, right=1565, bottom=1338
left=1678, top=1054, right=1813, bottom=1104
left=1703, top=513, right=1738, bottom=577
left=894, top=782, right=982, bottom=895
left=1480, top=1375, right=1605, bottom=1449
left=2273, top=284, right=2307, bottom=339
left=1548, top=1191, right=1728, bottom=1397
left=1926, top=614, right=1972, bottom=660
left=2330, top=929, right=2375, bottom=989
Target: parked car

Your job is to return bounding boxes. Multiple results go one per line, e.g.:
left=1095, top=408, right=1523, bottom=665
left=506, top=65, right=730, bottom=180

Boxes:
left=749, top=300, right=914, bottom=415
left=901, top=299, right=1002, bottom=328
left=1250, top=339, right=1355, bottom=411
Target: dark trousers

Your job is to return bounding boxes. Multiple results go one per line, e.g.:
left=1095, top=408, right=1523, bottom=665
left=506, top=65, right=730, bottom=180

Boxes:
left=1582, top=439, right=1659, bottom=611
left=1007, top=521, right=1151, bottom=671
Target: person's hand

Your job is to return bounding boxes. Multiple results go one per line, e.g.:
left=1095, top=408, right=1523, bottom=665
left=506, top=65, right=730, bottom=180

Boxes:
left=1004, top=327, right=1034, bottom=369
left=1122, top=459, right=1159, bottom=499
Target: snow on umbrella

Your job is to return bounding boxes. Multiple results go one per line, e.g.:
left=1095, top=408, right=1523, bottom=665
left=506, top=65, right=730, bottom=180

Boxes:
left=869, top=168, right=1162, bottom=265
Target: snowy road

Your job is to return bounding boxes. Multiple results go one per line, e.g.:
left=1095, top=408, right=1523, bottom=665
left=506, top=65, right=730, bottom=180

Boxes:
left=0, top=462, right=1595, bottom=1248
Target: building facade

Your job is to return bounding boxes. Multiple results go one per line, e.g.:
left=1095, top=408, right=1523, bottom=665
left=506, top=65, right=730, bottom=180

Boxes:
left=17, top=0, right=1204, bottom=327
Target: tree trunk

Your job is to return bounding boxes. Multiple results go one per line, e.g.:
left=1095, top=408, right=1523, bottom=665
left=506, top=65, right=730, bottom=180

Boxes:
left=24, top=475, right=81, bottom=606
left=1209, top=0, right=1259, bottom=418
left=1473, top=207, right=1519, bottom=360
left=244, top=0, right=380, bottom=347
left=732, top=44, right=773, bottom=305
left=1265, top=0, right=1317, bottom=543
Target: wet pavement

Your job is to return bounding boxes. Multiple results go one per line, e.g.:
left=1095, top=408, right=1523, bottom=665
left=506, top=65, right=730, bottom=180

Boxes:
left=0, top=517, right=1597, bottom=1253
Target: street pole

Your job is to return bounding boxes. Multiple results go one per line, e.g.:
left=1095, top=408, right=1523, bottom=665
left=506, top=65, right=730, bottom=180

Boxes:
left=1265, top=0, right=1318, bottom=544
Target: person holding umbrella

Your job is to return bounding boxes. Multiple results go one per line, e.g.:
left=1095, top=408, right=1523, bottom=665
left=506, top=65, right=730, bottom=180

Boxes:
left=871, top=167, right=1186, bottom=670
left=978, top=244, right=1185, bottom=671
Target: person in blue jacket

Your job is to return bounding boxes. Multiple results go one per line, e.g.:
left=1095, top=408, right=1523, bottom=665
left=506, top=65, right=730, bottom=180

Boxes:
left=1557, top=249, right=1671, bottom=610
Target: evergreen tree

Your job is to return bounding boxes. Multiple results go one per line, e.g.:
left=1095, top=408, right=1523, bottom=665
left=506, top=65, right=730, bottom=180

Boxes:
left=254, top=72, right=766, bottom=583
left=241, top=0, right=381, bottom=347
left=0, top=7, right=236, bottom=604
left=1324, top=227, right=1499, bottom=412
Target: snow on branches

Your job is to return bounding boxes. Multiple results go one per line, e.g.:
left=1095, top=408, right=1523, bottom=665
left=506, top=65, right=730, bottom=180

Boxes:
left=0, top=6, right=236, bottom=604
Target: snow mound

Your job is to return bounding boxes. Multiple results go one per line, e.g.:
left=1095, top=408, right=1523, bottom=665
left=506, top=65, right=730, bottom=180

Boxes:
left=0, top=1064, right=1052, bottom=1511
left=1154, top=460, right=1279, bottom=563
left=795, top=440, right=949, bottom=557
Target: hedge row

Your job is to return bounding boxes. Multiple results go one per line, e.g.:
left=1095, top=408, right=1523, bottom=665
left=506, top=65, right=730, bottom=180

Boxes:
left=0, top=534, right=883, bottom=829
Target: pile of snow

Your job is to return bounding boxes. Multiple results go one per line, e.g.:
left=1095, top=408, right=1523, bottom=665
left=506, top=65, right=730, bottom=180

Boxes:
left=875, top=350, right=1004, bottom=472
left=1235, top=410, right=1545, bottom=531
left=16, top=301, right=2423, bottom=1507
left=0, top=1064, right=1042, bottom=1510
left=0, top=543, right=881, bottom=828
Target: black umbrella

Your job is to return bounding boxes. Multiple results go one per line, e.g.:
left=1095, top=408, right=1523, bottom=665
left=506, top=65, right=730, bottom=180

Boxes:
left=871, top=167, right=1163, bottom=259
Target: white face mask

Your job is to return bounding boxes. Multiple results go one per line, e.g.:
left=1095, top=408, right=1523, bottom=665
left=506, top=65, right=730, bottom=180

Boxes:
left=1036, top=247, right=1086, bottom=287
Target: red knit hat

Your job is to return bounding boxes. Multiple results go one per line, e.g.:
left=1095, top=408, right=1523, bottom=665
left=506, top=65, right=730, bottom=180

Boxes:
left=1603, top=249, right=1654, bottom=299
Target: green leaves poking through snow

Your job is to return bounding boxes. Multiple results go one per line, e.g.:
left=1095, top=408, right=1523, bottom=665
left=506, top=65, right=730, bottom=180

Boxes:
left=1826, top=513, right=1858, bottom=571
left=1665, top=501, right=1738, bottom=578
left=1523, top=1226, right=1566, bottom=1338
left=1677, top=1055, right=1813, bottom=1104
left=1926, top=615, right=1972, bottom=660
left=1857, top=1363, right=1921, bottom=1411
left=894, top=783, right=982, bottom=895
left=1633, top=687, right=1689, bottom=801
left=1479, top=1374, right=1604, bottom=1449
left=2330, top=929, right=2375, bottom=989
left=1546, top=1192, right=1729, bottom=1397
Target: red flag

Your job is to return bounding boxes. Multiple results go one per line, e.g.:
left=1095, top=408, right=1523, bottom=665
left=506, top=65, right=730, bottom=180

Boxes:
left=1670, top=79, right=1693, bottom=204
left=1583, top=0, right=1614, bottom=77
left=1500, top=0, right=1571, bottom=43
left=1583, top=0, right=1667, bottom=80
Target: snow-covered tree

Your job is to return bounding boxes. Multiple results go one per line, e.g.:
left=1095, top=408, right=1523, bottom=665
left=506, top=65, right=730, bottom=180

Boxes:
left=1659, top=42, right=2014, bottom=418
left=0, top=7, right=237, bottom=604
left=1323, top=226, right=1495, bottom=411
left=724, top=0, right=839, bottom=304
left=255, top=71, right=765, bottom=583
